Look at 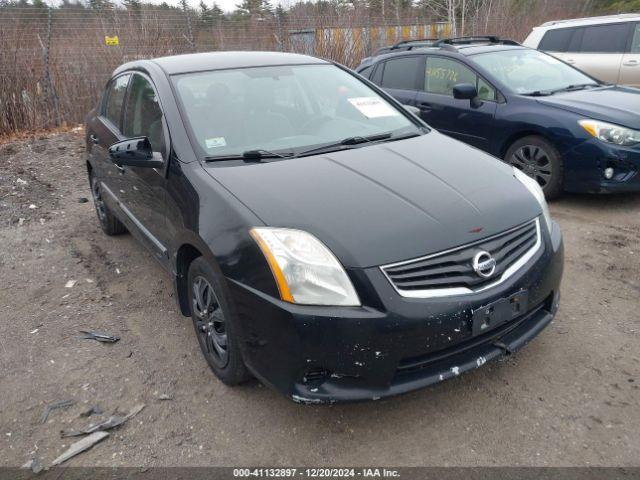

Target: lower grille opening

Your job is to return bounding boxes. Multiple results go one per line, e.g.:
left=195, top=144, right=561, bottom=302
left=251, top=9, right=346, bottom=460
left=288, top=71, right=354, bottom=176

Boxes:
left=396, top=295, right=551, bottom=376
left=302, top=368, right=331, bottom=386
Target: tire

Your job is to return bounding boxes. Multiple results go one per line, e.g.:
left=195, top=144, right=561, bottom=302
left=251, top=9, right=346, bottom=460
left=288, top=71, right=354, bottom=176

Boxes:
left=90, top=174, right=127, bottom=235
left=505, top=136, right=563, bottom=200
left=187, top=256, right=251, bottom=385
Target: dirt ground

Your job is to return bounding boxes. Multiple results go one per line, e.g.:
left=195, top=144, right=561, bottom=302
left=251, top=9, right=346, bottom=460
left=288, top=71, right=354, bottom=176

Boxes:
left=0, top=131, right=639, bottom=468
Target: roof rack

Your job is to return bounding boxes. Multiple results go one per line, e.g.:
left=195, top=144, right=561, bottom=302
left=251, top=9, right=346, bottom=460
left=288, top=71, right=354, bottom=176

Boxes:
left=432, top=36, right=520, bottom=49
left=540, top=13, right=640, bottom=27
left=390, top=38, right=438, bottom=50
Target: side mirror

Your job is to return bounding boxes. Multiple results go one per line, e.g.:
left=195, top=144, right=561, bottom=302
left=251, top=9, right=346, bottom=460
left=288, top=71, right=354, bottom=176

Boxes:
left=108, top=137, right=163, bottom=168
left=453, top=83, right=482, bottom=107
left=403, top=104, right=421, bottom=116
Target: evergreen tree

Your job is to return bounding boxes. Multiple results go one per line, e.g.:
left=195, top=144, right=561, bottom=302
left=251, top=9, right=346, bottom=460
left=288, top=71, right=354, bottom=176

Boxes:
left=122, top=0, right=141, bottom=11
left=235, top=0, right=272, bottom=16
left=199, top=0, right=212, bottom=24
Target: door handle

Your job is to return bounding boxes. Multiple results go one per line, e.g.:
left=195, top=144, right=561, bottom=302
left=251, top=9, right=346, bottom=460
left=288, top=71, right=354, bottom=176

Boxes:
left=623, top=59, right=639, bottom=66
left=90, top=134, right=100, bottom=144
left=565, top=59, right=575, bottom=64
left=417, top=102, right=432, bottom=110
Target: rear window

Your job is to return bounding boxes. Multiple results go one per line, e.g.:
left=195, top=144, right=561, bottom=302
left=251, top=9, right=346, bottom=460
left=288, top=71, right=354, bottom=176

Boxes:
left=632, top=23, right=640, bottom=53
left=540, top=23, right=630, bottom=53
left=539, top=28, right=574, bottom=52
left=380, top=57, right=421, bottom=90
left=579, top=23, right=629, bottom=53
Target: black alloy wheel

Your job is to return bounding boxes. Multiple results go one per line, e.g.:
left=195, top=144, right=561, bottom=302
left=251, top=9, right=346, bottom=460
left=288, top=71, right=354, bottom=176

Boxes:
left=90, top=174, right=127, bottom=235
left=505, top=135, right=563, bottom=200
left=187, top=257, right=251, bottom=385
left=191, top=275, right=229, bottom=368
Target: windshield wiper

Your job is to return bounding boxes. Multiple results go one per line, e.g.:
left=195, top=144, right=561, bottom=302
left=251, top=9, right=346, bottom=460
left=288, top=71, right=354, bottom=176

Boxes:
left=553, top=83, right=599, bottom=93
left=204, top=149, right=295, bottom=163
left=522, top=90, right=553, bottom=97
left=295, top=133, right=392, bottom=157
left=524, top=83, right=599, bottom=97
left=204, top=131, right=424, bottom=162
left=295, top=131, right=425, bottom=158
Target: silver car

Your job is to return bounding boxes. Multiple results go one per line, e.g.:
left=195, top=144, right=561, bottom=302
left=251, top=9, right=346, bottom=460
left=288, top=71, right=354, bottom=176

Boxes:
left=523, top=14, right=640, bottom=87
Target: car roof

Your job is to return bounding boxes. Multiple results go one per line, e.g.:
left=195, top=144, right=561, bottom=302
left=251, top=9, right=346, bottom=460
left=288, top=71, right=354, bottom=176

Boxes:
left=362, top=43, right=526, bottom=66
left=536, top=13, right=640, bottom=30
left=129, top=51, right=328, bottom=76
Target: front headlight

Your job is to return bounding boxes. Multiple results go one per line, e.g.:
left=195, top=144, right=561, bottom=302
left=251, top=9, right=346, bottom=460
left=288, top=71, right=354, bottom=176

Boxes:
left=250, top=227, right=360, bottom=306
left=579, top=119, right=640, bottom=146
left=513, top=167, right=552, bottom=233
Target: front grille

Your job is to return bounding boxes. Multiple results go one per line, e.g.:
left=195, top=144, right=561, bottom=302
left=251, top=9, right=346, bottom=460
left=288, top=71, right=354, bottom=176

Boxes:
left=381, top=218, right=541, bottom=298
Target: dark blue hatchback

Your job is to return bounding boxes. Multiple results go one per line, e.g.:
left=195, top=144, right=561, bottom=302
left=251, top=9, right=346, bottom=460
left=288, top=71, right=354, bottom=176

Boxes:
left=357, top=36, right=640, bottom=199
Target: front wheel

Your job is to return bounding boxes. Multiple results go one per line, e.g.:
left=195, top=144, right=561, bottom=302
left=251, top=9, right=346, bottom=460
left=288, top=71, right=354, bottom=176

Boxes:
left=187, top=257, right=251, bottom=385
left=505, top=136, right=563, bottom=200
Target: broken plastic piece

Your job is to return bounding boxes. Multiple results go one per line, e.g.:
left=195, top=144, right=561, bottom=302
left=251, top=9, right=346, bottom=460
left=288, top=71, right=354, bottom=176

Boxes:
left=51, top=431, right=109, bottom=466
left=60, top=403, right=144, bottom=438
left=77, top=330, right=120, bottom=343
left=21, top=456, right=43, bottom=474
left=41, top=399, right=76, bottom=424
left=79, top=405, right=102, bottom=417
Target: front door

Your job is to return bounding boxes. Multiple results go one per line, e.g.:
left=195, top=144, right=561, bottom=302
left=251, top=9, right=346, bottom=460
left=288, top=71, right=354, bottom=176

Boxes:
left=415, top=56, right=497, bottom=152
left=118, top=73, right=171, bottom=267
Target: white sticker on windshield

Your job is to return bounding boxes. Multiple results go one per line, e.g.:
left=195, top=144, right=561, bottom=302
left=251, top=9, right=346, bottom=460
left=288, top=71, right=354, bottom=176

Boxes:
left=205, top=137, right=227, bottom=148
left=347, top=97, right=399, bottom=118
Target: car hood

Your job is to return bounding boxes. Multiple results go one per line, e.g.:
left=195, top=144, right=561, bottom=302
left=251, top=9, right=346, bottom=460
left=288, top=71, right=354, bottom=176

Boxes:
left=536, top=86, right=640, bottom=129
left=205, top=132, right=541, bottom=268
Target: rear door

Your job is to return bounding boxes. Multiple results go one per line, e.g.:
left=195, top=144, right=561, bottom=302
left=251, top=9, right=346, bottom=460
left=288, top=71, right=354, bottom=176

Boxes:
left=374, top=55, right=422, bottom=105
left=619, top=22, right=640, bottom=87
left=540, top=24, right=629, bottom=84
left=414, top=56, right=498, bottom=152
left=119, top=72, right=171, bottom=267
left=86, top=73, right=131, bottom=210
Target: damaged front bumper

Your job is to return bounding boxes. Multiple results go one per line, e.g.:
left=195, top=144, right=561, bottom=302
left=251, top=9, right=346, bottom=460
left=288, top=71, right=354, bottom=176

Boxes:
left=229, top=221, right=564, bottom=404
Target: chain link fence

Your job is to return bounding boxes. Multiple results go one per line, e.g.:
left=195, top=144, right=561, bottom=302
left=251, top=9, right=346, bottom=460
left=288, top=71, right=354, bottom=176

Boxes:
left=0, top=0, right=593, bottom=136
left=0, top=6, right=449, bottom=135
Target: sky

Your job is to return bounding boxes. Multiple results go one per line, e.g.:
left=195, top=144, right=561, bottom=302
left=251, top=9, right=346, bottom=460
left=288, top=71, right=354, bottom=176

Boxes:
left=137, top=0, right=287, bottom=12
left=47, top=0, right=289, bottom=12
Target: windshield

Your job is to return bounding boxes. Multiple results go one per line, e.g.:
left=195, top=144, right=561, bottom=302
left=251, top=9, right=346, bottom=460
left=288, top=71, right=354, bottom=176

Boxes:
left=173, top=64, right=422, bottom=157
left=472, top=49, right=598, bottom=95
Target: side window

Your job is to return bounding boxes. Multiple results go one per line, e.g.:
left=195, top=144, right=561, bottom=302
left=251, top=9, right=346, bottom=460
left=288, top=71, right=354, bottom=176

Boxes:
left=579, top=23, right=629, bottom=53
left=425, top=57, right=496, bottom=101
left=123, top=74, right=166, bottom=155
left=371, top=63, right=384, bottom=85
left=380, top=56, right=421, bottom=90
left=103, top=74, right=130, bottom=130
left=477, top=77, right=496, bottom=101
left=425, top=57, right=475, bottom=95
left=631, top=23, right=640, bottom=53
left=538, top=28, right=573, bottom=52
left=358, top=65, right=372, bottom=79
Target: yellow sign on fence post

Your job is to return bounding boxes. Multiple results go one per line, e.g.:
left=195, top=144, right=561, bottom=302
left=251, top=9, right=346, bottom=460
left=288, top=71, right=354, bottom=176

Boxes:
left=104, top=36, right=119, bottom=46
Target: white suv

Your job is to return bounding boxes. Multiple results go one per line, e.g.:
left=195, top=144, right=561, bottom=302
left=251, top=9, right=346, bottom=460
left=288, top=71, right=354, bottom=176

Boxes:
left=523, top=14, right=640, bottom=87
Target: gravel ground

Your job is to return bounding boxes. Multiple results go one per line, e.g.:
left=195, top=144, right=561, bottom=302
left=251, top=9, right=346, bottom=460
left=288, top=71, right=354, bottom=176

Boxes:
left=0, top=132, right=639, bottom=468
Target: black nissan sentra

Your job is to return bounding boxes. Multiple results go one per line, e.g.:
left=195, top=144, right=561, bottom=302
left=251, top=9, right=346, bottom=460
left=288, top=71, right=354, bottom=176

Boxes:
left=85, top=52, right=564, bottom=403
